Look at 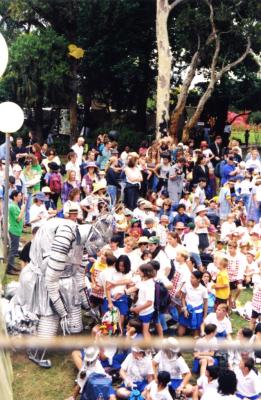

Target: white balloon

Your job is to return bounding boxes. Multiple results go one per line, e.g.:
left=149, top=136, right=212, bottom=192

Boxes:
left=0, top=102, right=24, bottom=133
left=0, top=33, right=8, bottom=78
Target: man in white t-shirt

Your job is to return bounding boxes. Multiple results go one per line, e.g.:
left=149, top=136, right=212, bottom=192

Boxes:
left=71, top=137, right=85, bottom=165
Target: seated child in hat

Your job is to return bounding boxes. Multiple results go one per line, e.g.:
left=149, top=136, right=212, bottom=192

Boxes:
left=67, top=346, right=116, bottom=400
left=117, top=347, right=154, bottom=398
left=153, top=337, right=192, bottom=395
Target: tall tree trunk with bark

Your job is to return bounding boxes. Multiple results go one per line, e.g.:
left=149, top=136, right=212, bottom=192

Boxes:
left=156, top=0, right=184, bottom=139
left=156, top=0, right=172, bottom=139
left=170, top=46, right=200, bottom=143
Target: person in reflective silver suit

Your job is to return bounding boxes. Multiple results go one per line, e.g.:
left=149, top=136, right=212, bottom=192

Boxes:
left=10, top=211, right=114, bottom=367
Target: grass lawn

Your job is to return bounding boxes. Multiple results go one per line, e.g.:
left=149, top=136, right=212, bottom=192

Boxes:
left=230, top=129, right=261, bottom=145
left=0, top=233, right=255, bottom=400
left=8, top=285, right=253, bottom=399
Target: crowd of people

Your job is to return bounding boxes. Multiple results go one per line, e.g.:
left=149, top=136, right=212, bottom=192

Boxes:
left=2, top=130, right=261, bottom=399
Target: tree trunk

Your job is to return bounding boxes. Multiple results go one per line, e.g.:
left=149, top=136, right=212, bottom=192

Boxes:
left=69, top=59, right=78, bottom=145
left=182, top=81, right=215, bottom=142
left=156, top=0, right=172, bottom=139
left=170, top=49, right=200, bottom=143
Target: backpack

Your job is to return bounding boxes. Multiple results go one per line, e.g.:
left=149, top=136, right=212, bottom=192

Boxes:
left=80, top=373, right=112, bottom=400
left=49, top=173, right=62, bottom=194
left=214, top=350, right=229, bottom=369
left=129, top=389, right=144, bottom=400
left=154, top=281, right=171, bottom=313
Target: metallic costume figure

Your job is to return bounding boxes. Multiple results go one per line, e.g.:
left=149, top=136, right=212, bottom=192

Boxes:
left=9, top=211, right=114, bottom=367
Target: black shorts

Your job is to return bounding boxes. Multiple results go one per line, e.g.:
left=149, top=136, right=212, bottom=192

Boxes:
left=251, top=310, right=261, bottom=319
left=229, top=280, right=242, bottom=290
left=215, top=298, right=228, bottom=307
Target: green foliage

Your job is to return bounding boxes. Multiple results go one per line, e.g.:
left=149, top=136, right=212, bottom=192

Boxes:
left=1, top=28, right=70, bottom=108
left=249, top=111, right=261, bottom=125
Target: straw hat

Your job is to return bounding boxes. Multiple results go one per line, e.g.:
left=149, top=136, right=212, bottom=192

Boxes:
left=92, top=182, right=107, bottom=194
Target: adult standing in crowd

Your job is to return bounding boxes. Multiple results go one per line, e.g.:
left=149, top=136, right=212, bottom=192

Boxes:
left=7, top=190, right=25, bottom=275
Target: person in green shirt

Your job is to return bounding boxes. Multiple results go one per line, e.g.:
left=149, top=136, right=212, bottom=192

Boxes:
left=7, top=190, right=25, bottom=275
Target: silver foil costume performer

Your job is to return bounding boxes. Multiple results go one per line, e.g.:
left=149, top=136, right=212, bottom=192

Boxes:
left=8, top=213, right=114, bottom=368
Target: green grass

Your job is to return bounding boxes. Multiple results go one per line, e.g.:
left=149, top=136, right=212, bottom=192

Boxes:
left=0, top=251, right=255, bottom=399
left=230, top=129, right=261, bottom=145
left=9, top=290, right=253, bottom=399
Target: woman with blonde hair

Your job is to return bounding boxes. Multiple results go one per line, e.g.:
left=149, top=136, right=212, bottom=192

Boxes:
left=61, top=170, right=80, bottom=204
left=105, top=156, right=120, bottom=206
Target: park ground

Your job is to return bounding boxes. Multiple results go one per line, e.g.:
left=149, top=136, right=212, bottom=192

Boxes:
left=0, top=255, right=253, bottom=400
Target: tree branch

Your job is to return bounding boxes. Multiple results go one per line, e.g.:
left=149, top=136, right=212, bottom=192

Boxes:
left=220, top=37, right=251, bottom=75
left=205, top=0, right=220, bottom=81
left=169, top=0, right=185, bottom=12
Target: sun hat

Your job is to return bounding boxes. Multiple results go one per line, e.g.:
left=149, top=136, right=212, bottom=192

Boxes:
left=138, top=236, right=149, bottom=245
left=196, top=205, right=207, bottom=214
left=42, top=186, right=51, bottom=193
left=247, top=249, right=256, bottom=257
left=86, top=161, right=98, bottom=169
left=124, top=208, right=133, bottom=216
left=148, top=236, right=160, bottom=245
left=68, top=207, right=79, bottom=214
left=137, top=198, right=146, bottom=205
left=34, top=192, right=47, bottom=202
left=160, top=214, right=169, bottom=221
left=164, top=337, right=180, bottom=353
left=143, top=201, right=153, bottom=210
left=83, top=347, right=99, bottom=362
left=92, top=182, right=107, bottom=194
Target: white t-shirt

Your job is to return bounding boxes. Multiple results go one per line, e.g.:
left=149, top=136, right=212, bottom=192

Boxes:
left=204, top=313, right=232, bottom=335
left=197, top=376, right=218, bottom=400
left=194, top=336, right=218, bottom=353
left=121, top=353, right=153, bottom=382
left=153, top=250, right=171, bottom=273
left=203, top=389, right=237, bottom=400
left=145, top=380, right=173, bottom=400
left=182, top=282, right=208, bottom=311
left=108, top=270, right=132, bottom=297
left=207, top=263, right=218, bottom=281
left=220, top=221, right=237, bottom=241
left=176, top=262, right=191, bottom=285
left=183, top=231, right=200, bottom=254
left=71, top=143, right=84, bottom=164
left=29, top=203, right=49, bottom=229
left=164, top=244, right=185, bottom=261
left=77, top=359, right=106, bottom=392
left=235, top=367, right=261, bottom=397
left=136, top=279, right=155, bottom=316
left=153, top=352, right=190, bottom=380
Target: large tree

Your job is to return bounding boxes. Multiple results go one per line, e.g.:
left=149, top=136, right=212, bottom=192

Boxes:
left=2, top=29, right=70, bottom=141
left=168, top=0, right=258, bottom=141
